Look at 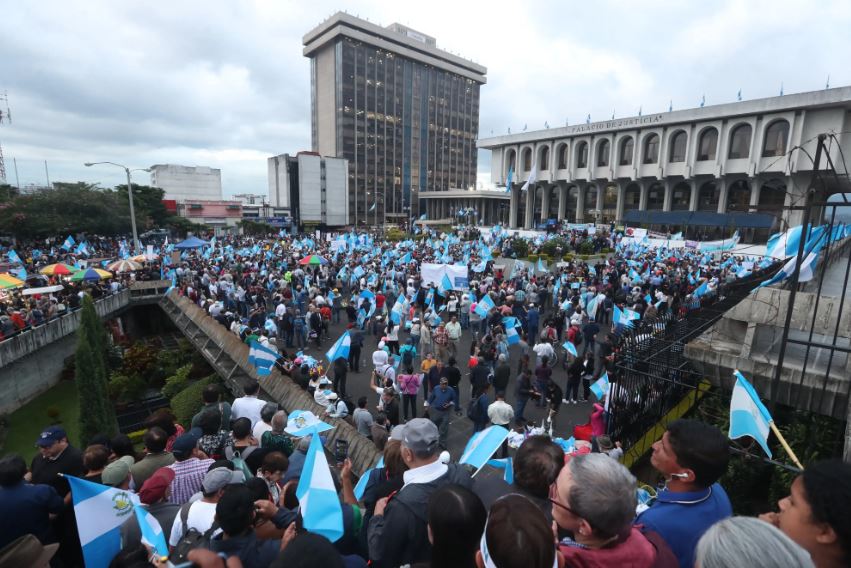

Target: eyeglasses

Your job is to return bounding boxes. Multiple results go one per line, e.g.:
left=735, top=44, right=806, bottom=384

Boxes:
left=548, top=482, right=575, bottom=515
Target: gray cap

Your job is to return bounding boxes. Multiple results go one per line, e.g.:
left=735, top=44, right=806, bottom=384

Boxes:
left=101, top=460, right=130, bottom=487
left=399, top=418, right=439, bottom=454
left=202, top=467, right=243, bottom=493
left=389, top=424, right=406, bottom=441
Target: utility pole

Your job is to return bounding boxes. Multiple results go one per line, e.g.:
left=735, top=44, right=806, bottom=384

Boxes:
left=0, top=91, right=10, bottom=183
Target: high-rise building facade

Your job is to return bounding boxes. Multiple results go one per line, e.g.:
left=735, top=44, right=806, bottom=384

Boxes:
left=149, top=164, right=222, bottom=202
left=303, top=13, right=487, bottom=226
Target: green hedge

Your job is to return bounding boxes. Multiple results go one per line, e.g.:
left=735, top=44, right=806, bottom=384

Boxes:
left=170, top=374, right=220, bottom=427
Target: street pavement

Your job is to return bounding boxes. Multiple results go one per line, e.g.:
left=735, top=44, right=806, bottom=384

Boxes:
left=295, top=314, right=595, bottom=464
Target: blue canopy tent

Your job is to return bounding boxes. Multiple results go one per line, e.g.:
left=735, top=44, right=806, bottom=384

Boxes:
left=174, top=236, right=210, bottom=249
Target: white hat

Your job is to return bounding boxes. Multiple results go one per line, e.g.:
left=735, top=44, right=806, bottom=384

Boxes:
left=326, top=391, right=338, bottom=401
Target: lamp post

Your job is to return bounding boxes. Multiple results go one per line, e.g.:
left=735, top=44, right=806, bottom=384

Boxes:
left=84, top=162, right=149, bottom=254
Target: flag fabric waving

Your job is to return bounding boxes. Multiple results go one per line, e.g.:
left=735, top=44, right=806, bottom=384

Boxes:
left=67, top=475, right=140, bottom=568
left=326, top=331, right=351, bottom=363
left=486, top=457, right=514, bottom=484
left=729, top=370, right=773, bottom=457
left=62, top=235, right=76, bottom=251
left=134, top=505, right=169, bottom=560
left=504, top=167, right=514, bottom=193
left=521, top=164, right=538, bottom=192
left=460, top=426, right=510, bottom=471
left=248, top=341, right=279, bottom=376
left=354, top=457, right=385, bottom=500
left=562, top=340, right=578, bottom=358
left=589, top=371, right=610, bottom=400
left=296, top=432, right=344, bottom=542
left=473, top=294, right=495, bottom=318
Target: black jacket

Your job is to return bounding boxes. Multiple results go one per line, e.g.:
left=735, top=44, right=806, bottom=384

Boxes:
left=367, top=464, right=472, bottom=568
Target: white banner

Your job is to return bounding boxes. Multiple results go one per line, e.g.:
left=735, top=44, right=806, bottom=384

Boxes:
left=625, top=227, right=647, bottom=239
left=420, top=263, right=469, bottom=290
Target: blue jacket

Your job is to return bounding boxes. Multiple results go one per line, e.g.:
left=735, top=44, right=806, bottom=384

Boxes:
left=428, top=385, right=459, bottom=411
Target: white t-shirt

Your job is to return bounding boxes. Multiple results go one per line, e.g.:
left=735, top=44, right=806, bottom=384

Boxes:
left=253, top=420, right=273, bottom=441
left=231, top=396, right=266, bottom=428
left=168, top=500, right=218, bottom=547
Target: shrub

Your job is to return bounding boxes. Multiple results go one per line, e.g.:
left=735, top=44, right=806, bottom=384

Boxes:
left=121, top=343, right=158, bottom=377
left=563, top=254, right=574, bottom=262
left=108, top=373, right=147, bottom=405
left=510, top=238, right=529, bottom=258
left=46, top=406, right=61, bottom=423
left=162, top=364, right=193, bottom=399
left=170, top=375, right=221, bottom=427
left=528, top=254, right=538, bottom=262
left=385, top=227, right=409, bottom=242
left=577, top=241, right=595, bottom=255
left=540, top=237, right=569, bottom=258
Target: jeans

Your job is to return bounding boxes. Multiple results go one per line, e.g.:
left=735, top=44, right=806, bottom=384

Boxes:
left=348, top=346, right=362, bottom=372
left=410, top=334, right=421, bottom=354
left=294, top=327, right=305, bottom=349
left=402, top=394, right=417, bottom=420
left=460, top=312, right=469, bottom=330
left=515, top=397, right=529, bottom=422
left=430, top=408, right=450, bottom=450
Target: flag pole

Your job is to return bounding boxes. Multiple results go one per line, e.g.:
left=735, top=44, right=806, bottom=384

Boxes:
left=769, top=421, right=804, bottom=470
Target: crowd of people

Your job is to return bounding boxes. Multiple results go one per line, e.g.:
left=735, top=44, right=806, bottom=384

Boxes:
left=3, top=225, right=846, bottom=568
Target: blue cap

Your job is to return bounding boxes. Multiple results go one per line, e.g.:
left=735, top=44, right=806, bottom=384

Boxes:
left=35, top=426, right=67, bottom=447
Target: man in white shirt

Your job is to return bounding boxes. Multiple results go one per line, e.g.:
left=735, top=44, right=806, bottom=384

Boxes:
left=444, top=316, right=462, bottom=358
left=487, top=392, right=514, bottom=458
left=230, top=381, right=267, bottom=428
left=168, top=467, right=238, bottom=547
left=252, top=402, right=278, bottom=441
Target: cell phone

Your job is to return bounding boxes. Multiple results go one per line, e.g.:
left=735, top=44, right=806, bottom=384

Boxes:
left=334, top=439, right=349, bottom=464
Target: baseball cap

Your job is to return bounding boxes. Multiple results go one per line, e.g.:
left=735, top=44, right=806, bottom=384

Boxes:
left=389, top=424, right=406, bottom=441
left=35, top=426, right=66, bottom=447
left=202, top=467, right=243, bottom=494
left=171, top=432, right=200, bottom=459
left=101, top=460, right=130, bottom=487
left=439, top=376, right=448, bottom=384
left=138, top=467, right=175, bottom=505
left=398, top=418, right=439, bottom=454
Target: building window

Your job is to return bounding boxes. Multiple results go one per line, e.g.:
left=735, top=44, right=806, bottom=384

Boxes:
left=619, top=137, right=634, bottom=165
left=697, top=128, right=718, bottom=161
left=698, top=181, right=719, bottom=211
left=672, top=182, right=691, bottom=210
left=557, top=143, right=568, bottom=169
left=597, top=139, right=610, bottom=167
left=728, top=124, right=752, bottom=159
left=576, top=142, right=588, bottom=168
left=506, top=149, right=516, bottom=172
left=624, top=183, right=641, bottom=209
left=762, top=120, right=790, bottom=157
left=522, top=148, right=532, bottom=170
left=726, top=179, right=751, bottom=211
left=647, top=182, right=664, bottom=209
left=643, top=134, right=659, bottom=164
left=669, top=131, right=687, bottom=163
left=539, top=146, right=549, bottom=170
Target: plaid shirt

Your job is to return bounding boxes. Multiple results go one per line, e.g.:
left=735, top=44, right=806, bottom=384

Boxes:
left=167, top=458, right=214, bottom=504
left=432, top=326, right=448, bottom=346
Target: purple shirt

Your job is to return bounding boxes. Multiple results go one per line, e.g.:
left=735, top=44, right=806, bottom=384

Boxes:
left=168, top=458, right=214, bottom=504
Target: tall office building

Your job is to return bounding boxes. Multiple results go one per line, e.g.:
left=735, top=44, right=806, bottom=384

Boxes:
left=303, top=12, right=487, bottom=226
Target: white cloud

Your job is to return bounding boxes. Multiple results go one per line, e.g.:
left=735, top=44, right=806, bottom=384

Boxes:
left=1, top=0, right=850, bottom=196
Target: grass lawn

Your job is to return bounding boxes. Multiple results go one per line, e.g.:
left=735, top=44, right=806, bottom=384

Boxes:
left=1, top=380, right=80, bottom=463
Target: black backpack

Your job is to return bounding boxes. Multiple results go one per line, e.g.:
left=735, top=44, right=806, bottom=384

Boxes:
left=169, top=502, right=220, bottom=564
left=342, top=397, right=356, bottom=415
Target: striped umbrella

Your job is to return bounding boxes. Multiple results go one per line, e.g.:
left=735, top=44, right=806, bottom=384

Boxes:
left=39, top=263, right=76, bottom=276
left=131, top=253, right=158, bottom=262
left=0, top=273, right=25, bottom=289
left=107, top=259, right=143, bottom=273
left=69, top=268, right=113, bottom=282
left=298, top=255, right=328, bottom=265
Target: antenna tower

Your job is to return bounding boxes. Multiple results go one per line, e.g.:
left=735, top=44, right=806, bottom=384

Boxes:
left=0, top=91, right=10, bottom=182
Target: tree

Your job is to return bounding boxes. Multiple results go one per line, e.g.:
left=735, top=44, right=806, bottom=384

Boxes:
left=0, top=183, right=17, bottom=204
left=76, top=295, right=116, bottom=444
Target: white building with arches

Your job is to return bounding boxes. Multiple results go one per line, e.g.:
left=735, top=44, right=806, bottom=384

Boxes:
left=476, top=86, right=851, bottom=241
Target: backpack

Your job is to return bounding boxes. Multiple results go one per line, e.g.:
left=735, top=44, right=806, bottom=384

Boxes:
left=169, top=502, right=220, bottom=564
left=401, top=347, right=414, bottom=368
left=466, top=394, right=483, bottom=421
left=342, top=397, right=355, bottom=416
left=228, top=446, right=257, bottom=480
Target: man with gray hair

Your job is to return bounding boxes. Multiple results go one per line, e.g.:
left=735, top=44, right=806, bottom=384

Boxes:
left=252, top=402, right=278, bottom=440
left=367, top=418, right=472, bottom=567
left=552, top=453, right=676, bottom=566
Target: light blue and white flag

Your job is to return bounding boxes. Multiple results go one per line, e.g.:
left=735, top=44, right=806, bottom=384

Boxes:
left=472, top=259, right=488, bottom=273
left=62, top=235, right=76, bottom=251
left=693, top=281, right=709, bottom=297
left=504, top=167, right=514, bottom=193
left=7, top=249, right=22, bottom=264
left=439, top=273, right=454, bottom=296
left=486, top=457, right=514, bottom=484
left=589, top=371, right=610, bottom=400
left=505, top=324, right=520, bottom=345
left=296, top=431, right=344, bottom=542
left=249, top=340, right=279, bottom=376
left=389, top=296, right=408, bottom=324
left=134, top=505, right=169, bottom=560
left=15, top=267, right=27, bottom=280
left=425, top=287, right=435, bottom=308
left=474, top=294, right=496, bottom=318
left=67, top=475, right=139, bottom=568
left=562, top=340, right=578, bottom=358
left=729, top=370, right=773, bottom=457
left=536, top=257, right=546, bottom=273
left=460, top=425, right=510, bottom=471
left=326, top=331, right=351, bottom=363
left=353, top=457, right=385, bottom=500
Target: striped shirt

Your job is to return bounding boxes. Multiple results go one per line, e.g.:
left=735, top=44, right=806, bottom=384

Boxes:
left=168, top=458, right=214, bottom=505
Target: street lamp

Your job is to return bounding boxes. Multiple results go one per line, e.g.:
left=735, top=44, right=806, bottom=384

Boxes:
left=84, top=161, right=149, bottom=253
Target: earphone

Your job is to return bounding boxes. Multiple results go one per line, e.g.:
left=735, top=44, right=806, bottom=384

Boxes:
left=670, top=472, right=689, bottom=479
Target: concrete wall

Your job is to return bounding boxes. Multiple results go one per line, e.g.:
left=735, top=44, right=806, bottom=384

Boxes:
left=313, top=43, right=337, bottom=158
left=324, top=157, right=349, bottom=226
left=159, top=292, right=381, bottom=475
left=298, top=154, right=323, bottom=222
left=150, top=164, right=223, bottom=202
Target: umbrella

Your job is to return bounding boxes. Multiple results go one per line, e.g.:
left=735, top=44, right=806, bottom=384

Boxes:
left=39, top=263, right=76, bottom=276
left=131, top=254, right=157, bottom=262
left=299, top=255, right=328, bottom=265
left=107, top=259, right=144, bottom=273
left=174, top=236, right=210, bottom=250
left=69, top=268, right=113, bottom=282
left=0, top=273, right=25, bottom=289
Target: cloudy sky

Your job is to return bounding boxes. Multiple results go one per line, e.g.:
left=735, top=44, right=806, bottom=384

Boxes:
left=2, top=0, right=850, bottom=196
